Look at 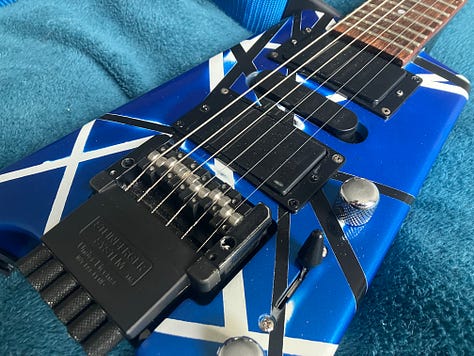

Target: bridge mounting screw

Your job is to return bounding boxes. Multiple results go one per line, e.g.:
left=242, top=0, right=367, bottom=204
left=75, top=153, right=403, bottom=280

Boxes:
left=411, top=75, right=421, bottom=83
left=310, top=173, right=319, bottom=182
left=270, top=51, right=279, bottom=59
left=396, top=89, right=404, bottom=97
left=305, top=27, right=312, bottom=33
left=291, top=38, right=298, bottom=45
left=200, top=104, right=210, bottom=112
left=258, top=314, right=276, bottom=333
left=381, top=107, right=391, bottom=116
left=332, top=154, right=344, bottom=164
left=288, top=198, right=299, bottom=209
left=220, top=87, right=229, bottom=95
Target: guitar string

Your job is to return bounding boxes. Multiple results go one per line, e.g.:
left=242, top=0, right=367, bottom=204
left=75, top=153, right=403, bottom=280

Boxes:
left=162, top=0, right=430, bottom=228
left=152, top=0, right=436, bottom=224
left=190, top=0, right=449, bottom=249
left=136, top=0, right=426, bottom=216
left=146, top=0, right=413, bottom=215
left=124, top=0, right=396, bottom=193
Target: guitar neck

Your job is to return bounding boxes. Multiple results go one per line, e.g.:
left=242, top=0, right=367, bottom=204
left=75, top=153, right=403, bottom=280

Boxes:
left=332, top=0, right=466, bottom=64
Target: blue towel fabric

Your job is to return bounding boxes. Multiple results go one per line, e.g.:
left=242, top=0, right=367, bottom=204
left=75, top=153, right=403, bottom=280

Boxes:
left=0, top=0, right=473, bottom=354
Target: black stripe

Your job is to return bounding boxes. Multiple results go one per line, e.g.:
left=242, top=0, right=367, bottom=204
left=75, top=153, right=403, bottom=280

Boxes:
left=216, top=24, right=281, bottom=91
left=268, top=208, right=291, bottom=356
left=230, top=44, right=258, bottom=76
left=332, top=171, right=415, bottom=205
left=413, top=56, right=471, bottom=93
left=101, top=113, right=176, bottom=135
left=311, top=190, right=367, bottom=303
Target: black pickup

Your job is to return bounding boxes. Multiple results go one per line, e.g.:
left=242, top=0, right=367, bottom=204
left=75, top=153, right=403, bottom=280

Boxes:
left=252, top=70, right=360, bottom=141
left=270, top=30, right=421, bottom=119
left=173, top=90, right=345, bottom=211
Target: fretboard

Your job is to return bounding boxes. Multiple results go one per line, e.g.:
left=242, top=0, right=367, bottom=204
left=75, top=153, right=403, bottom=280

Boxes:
left=332, top=0, right=465, bottom=64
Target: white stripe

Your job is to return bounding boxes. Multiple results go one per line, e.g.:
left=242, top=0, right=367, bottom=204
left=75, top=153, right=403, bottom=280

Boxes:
left=0, top=136, right=151, bottom=184
left=241, top=34, right=263, bottom=52
left=326, top=93, right=347, bottom=103
left=209, top=53, right=225, bottom=92
left=222, top=271, right=250, bottom=336
left=155, top=318, right=338, bottom=355
left=417, top=73, right=469, bottom=100
left=43, top=121, right=95, bottom=233
left=265, top=42, right=281, bottom=50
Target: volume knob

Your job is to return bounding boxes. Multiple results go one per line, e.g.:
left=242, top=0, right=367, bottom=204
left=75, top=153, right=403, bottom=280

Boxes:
left=334, top=177, right=379, bottom=227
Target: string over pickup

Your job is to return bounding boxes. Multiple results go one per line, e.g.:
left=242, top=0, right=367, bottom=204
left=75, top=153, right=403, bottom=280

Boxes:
left=270, top=30, right=421, bottom=119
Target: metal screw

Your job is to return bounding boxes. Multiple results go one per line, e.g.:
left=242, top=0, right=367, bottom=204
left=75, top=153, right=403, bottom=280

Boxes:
left=175, top=120, right=184, bottom=128
left=221, top=87, right=229, bottom=95
left=305, top=27, right=312, bottom=33
left=381, top=107, right=391, bottom=116
left=109, top=170, right=117, bottom=176
left=258, top=314, right=276, bottom=333
left=412, top=75, right=421, bottom=83
left=310, top=174, right=319, bottom=182
left=291, top=38, right=298, bottom=45
left=200, top=104, right=210, bottom=112
left=332, top=154, right=344, bottom=164
left=270, top=51, right=279, bottom=59
left=288, top=199, right=299, bottom=209
left=121, top=157, right=135, bottom=168
left=396, top=89, right=404, bottom=97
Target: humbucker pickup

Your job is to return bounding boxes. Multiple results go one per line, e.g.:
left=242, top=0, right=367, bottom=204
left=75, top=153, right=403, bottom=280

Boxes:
left=173, top=90, right=345, bottom=212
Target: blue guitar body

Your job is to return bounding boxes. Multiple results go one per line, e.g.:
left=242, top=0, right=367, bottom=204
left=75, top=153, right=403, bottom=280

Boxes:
left=0, top=9, right=469, bottom=355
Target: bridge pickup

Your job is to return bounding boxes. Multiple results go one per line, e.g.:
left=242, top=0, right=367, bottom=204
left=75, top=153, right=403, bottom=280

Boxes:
left=173, top=92, right=344, bottom=212
left=252, top=70, right=359, bottom=141
left=270, top=30, right=421, bottom=119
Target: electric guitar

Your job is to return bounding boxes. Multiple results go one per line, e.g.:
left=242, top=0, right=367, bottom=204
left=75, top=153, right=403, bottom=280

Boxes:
left=0, top=0, right=469, bottom=355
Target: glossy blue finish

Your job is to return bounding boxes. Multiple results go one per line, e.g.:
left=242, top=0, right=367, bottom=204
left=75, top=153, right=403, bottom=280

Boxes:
left=0, top=10, right=469, bottom=355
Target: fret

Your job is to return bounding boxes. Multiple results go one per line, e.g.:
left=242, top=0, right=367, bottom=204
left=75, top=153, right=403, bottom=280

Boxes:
left=437, top=0, right=461, bottom=10
left=399, top=17, right=435, bottom=32
left=415, top=2, right=450, bottom=17
left=407, top=9, right=443, bottom=25
left=348, top=24, right=414, bottom=50
left=332, top=0, right=466, bottom=64
left=349, top=14, right=428, bottom=43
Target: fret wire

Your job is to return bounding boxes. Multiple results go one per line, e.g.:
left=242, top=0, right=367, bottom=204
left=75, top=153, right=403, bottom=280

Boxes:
left=352, top=26, right=415, bottom=50
left=367, top=0, right=444, bottom=26
left=436, top=0, right=461, bottom=10
left=350, top=12, right=429, bottom=39
left=408, top=10, right=443, bottom=24
left=349, top=14, right=427, bottom=43
left=415, top=2, right=451, bottom=16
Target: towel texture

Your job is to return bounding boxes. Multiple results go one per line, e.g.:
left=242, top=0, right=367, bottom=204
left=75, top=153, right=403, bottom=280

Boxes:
left=0, top=0, right=473, bottom=355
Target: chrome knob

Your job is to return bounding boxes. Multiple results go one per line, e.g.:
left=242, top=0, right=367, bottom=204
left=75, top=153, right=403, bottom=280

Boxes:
left=334, top=177, right=379, bottom=226
left=217, top=336, right=264, bottom=356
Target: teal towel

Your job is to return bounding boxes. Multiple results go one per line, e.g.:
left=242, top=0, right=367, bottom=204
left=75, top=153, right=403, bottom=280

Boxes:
left=0, top=0, right=473, bottom=355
